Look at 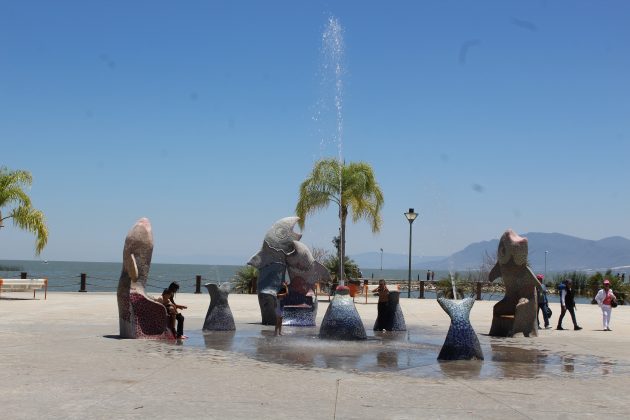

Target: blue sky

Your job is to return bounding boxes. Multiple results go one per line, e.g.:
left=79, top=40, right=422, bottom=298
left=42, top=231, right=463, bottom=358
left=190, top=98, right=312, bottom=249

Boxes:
left=1, top=0, right=629, bottom=265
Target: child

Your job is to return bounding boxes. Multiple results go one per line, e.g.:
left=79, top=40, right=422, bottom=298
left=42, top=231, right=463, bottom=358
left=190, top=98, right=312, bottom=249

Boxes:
left=156, top=288, right=178, bottom=337
left=275, top=282, right=288, bottom=336
left=155, top=282, right=187, bottom=339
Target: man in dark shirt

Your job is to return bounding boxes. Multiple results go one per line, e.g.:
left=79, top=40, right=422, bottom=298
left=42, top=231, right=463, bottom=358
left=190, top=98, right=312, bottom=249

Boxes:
left=557, top=279, right=582, bottom=331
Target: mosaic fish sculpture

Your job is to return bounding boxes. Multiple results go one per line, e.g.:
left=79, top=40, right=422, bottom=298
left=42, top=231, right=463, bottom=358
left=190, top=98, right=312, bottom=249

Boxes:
left=248, top=217, right=329, bottom=325
left=203, top=283, right=235, bottom=331
left=116, top=218, right=173, bottom=339
left=319, top=286, right=367, bottom=340
left=488, top=229, right=539, bottom=337
left=437, top=297, right=483, bottom=360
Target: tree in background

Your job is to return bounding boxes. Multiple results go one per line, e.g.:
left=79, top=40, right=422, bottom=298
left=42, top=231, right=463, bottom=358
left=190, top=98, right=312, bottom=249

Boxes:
left=323, top=255, right=361, bottom=283
left=0, top=167, right=48, bottom=255
left=296, top=158, right=383, bottom=282
left=552, top=271, right=589, bottom=294
left=232, top=265, right=258, bottom=294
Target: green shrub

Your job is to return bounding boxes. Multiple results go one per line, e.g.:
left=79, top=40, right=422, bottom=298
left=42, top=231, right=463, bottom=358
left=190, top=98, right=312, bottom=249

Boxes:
left=232, top=265, right=258, bottom=294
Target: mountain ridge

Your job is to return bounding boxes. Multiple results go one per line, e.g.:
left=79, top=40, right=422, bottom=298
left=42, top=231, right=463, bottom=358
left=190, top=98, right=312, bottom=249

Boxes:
left=350, top=232, right=630, bottom=272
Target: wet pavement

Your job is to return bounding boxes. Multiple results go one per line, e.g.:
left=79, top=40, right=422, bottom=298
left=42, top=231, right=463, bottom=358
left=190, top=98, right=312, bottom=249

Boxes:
left=168, top=323, right=630, bottom=380
left=4, top=293, right=630, bottom=419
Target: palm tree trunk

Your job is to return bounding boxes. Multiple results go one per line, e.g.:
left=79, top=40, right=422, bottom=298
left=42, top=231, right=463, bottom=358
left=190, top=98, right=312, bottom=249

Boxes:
left=340, top=206, right=347, bottom=286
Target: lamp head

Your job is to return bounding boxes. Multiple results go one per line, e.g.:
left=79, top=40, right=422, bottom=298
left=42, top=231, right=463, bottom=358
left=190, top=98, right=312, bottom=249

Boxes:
left=404, top=208, right=418, bottom=223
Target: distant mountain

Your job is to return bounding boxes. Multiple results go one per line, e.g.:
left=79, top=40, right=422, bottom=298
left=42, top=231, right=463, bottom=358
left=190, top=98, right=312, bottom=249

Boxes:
left=351, top=233, right=630, bottom=273
left=348, top=252, right=446, bottom=270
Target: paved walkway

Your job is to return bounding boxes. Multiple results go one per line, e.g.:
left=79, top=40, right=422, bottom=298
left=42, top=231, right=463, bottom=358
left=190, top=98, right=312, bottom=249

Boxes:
left=1, top=292, right=629, bottom=419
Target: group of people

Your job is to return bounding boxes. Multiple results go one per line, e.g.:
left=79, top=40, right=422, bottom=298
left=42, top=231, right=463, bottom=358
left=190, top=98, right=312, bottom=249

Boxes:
left=155, top=276, right=619, bottom=339
left=536, top=275, right=618, bottom=331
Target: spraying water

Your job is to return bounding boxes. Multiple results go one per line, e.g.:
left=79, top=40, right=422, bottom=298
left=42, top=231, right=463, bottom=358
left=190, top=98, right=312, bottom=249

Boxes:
left=448, top=258, right=457, bottom=299
left=449, top=273, right=458, bottom=300
left=321, top=16, right=346, bottom=284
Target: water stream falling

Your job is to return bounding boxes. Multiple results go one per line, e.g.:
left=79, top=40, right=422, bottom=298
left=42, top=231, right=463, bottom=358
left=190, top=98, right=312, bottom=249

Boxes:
left=321, top=17, right=345, bottom=285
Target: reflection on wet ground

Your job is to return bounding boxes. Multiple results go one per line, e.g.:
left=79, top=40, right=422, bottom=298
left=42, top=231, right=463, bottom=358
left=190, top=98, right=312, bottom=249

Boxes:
left=169, top=325, right=629, bottom=379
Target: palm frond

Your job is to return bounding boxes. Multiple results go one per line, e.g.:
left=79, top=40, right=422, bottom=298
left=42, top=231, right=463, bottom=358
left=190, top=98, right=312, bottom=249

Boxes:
left=295, top=157, right=384, bottom=234
left=1, top=168, right=48, bottom=255
left=0, top=185, right=32, bottom=208
left=10, top=206, right=49, bottom=255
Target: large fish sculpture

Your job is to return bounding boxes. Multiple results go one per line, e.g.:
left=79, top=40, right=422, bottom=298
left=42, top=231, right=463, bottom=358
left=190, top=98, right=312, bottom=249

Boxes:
left=488, top=229, right=539, bottom=337
left=248, top=217, right=328, bottom=326
left=117, top=218, right=173, bottom=339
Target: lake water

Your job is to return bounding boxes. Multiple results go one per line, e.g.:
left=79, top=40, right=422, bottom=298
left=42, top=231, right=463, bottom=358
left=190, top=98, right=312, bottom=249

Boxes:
left=0, top=260, right=447, bottom=293
left=0, top=259, right=242, bottom=293
left=0, top=259, right=592, bottom=303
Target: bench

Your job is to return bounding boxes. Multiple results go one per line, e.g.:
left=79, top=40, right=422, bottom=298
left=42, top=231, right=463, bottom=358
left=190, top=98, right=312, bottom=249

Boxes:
left=0, top=278, right=48, bottom=299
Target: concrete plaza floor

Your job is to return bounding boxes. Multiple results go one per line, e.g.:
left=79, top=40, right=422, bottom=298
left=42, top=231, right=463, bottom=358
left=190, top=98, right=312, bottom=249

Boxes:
left=1, top=291, right=630, bottom=419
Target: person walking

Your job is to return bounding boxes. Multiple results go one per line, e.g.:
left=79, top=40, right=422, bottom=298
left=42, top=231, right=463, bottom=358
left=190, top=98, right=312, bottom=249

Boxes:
left=595, top=279, right=617, bottom=331
left=557, top=279, right=582, bottom=331
left=536, top=274, right=551, bottom=329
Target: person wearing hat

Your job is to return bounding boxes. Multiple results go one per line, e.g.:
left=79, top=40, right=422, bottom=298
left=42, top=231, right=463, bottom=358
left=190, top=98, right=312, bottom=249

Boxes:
left=536, top=274, right=551, bottom=329
left=595, top=279, right=617, bottom=331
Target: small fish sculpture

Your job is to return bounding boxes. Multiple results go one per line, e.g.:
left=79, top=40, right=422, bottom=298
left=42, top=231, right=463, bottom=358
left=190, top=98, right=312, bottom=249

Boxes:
left=437, top=297, right=483, bottom=360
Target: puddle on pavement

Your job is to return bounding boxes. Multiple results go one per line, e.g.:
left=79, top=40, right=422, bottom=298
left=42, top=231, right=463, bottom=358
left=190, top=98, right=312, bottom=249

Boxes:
left=163, top=325, right=628, bottom=379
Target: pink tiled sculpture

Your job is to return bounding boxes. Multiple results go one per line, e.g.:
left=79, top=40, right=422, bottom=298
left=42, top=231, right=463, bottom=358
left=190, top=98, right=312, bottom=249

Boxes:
left=116, top=218, right=173, bottom=339
left=488, top=229, right=539, bottom=337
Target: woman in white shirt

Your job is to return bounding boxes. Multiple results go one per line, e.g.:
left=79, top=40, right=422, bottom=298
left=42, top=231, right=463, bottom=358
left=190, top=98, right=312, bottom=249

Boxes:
left=594, top=279, right=617, bottom=331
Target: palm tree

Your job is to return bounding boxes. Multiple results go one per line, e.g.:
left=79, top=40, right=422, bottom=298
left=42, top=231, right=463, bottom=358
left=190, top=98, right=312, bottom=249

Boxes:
left=232, top=265, right=258, bottom=294
left=296, top=158, right=384, bottom=282
left=0, top=167, right=48, bottom=255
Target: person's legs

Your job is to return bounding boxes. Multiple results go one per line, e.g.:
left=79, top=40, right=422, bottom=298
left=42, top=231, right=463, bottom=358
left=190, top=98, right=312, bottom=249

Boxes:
left=602, top=305, right=612, bottom=330
left=557, top=306, right=567, bottom=329
left=165, top=306, right=177, bottom=336
left=168, top=314, right=176, bottom=336
left=176, top=313, right=184, bottom=337
left=538, top=305, right=549, bottom=328
left=568, top=307, right=580, bottom=329
left=278, top=315, right=283, bottom=335
left=376, top=302, right=387, bottom=330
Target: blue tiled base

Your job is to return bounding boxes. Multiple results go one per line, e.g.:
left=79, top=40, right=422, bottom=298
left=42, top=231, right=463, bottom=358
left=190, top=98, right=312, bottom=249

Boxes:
left=319, top=289, right=367, bottom=340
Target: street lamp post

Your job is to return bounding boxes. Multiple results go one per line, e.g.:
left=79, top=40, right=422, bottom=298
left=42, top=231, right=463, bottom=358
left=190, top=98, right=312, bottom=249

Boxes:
left=404, top=208, right=418, bottom=298
left=380, top=248, right=383, bottom=272
left=544, top=250, right=549, bottom=280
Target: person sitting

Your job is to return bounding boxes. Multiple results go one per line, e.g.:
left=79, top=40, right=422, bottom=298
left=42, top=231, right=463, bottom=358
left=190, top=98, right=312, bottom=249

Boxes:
left=154, top=282, right=187, bottom=339
left=156, top=288, right=178, bottom=337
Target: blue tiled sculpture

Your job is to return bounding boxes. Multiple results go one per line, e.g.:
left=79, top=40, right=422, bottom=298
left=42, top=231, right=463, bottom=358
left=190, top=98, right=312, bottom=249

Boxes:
left=389, top=290, right=407, bottom=331
left=437, top=297, right=483, bottom=360
left=248, top=217, right=329, bottom=326
left=373, top=289, right=406, bottom=331
left=488, top=229, right=539, bottom=337
left=203, top=283, right=235, bottom=331
left=319, top=287, right=367, bottom=340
